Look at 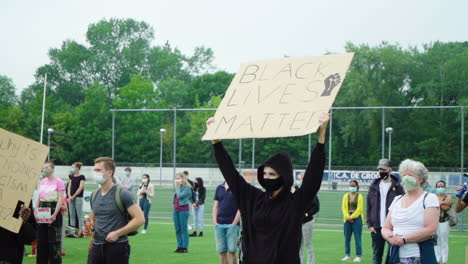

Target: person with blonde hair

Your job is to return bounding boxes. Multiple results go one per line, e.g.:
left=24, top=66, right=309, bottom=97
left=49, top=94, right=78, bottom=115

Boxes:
left=172, top=172, right=192, bottom=253
left=382, top=159, right=439, bottom=264
left=35, top=161, right=65, bottom=264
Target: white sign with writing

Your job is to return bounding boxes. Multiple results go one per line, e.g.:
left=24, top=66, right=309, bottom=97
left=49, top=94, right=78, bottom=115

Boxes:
left=0, top=128, right=49, bottom=233
left=203, top=53, right=354, bottom=140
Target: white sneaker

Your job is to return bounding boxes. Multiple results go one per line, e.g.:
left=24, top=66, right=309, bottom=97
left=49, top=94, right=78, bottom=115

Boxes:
left=141, top=229, right=147, bottom=234
left=353, top=257, right=361, bottom=262
left=188, top=225, right=192, bottom=230
left=341, top=256, right=351, bottom=261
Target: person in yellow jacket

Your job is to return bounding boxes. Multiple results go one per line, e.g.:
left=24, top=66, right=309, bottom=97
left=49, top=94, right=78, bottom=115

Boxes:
left=341, top=180, right=364, bottom=262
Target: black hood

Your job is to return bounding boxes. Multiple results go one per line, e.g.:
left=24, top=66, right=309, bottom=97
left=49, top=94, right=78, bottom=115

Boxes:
left=257, top=152, right=293, bottom=191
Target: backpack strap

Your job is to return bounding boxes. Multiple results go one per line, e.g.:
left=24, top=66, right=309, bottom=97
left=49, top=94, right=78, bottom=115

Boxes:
left=90, top=188, right=101, bottom=210
left=115, top=185, right=125, bottom=214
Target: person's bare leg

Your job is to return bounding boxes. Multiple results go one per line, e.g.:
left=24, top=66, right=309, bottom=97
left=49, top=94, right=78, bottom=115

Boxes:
left=228, top=252, right=237, bottom=264
left=220, top=252, right=228, bottom=264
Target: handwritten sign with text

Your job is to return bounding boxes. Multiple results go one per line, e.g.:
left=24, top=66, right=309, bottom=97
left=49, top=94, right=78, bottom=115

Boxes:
left=202, top=53, right=354, bottom=140
left=0, top=128, right=49, bottom=233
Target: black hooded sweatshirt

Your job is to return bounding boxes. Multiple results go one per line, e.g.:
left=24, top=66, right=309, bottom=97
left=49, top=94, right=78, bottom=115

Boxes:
left=213, top=141, right=325, bottom=264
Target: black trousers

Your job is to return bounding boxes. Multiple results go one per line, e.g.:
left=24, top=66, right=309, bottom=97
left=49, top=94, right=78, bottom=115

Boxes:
left=371, top=227, right=386, bottom=264
left=37, top=214, right=62, bottom=264
left=89, top=241, right=130, bottom=264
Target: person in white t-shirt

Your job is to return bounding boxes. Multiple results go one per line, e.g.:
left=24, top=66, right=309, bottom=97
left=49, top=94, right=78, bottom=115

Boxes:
left=382, top=159, right=439, bottom=264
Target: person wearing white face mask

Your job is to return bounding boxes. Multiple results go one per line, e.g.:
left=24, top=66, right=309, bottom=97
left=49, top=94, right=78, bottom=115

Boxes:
left=382, top=159, right=439, bottom=264
left=137, top=174, right=154, bottom=234
left=172, top=172, right=192, bottom=253
left=35, top=161, right=65, bottom=264
left=434, top=180, right=452, bottom=264
left=341, top=180, right=364, bottom=262
left=89, top=157, right=145, bottom=264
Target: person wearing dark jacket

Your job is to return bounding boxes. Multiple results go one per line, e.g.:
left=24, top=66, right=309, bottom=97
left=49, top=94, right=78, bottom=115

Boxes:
left=0, top=202, right=36, bottom=264
left=367, top=159, right=405, bottom=264
left=207, top=113, right=329, bottom=264
left=189, top=177, right=206, bottom=237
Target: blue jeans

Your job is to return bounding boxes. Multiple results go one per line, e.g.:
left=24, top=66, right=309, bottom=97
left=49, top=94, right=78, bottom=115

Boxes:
left=139, top=198, right=151, bottom=230
left=173, top=210, right=189, bottom=248
left=344, top=216, right=362, bottom=256
left=193, top=204, right=205, bottom=231
left=214, top=224, right=240, bottom=253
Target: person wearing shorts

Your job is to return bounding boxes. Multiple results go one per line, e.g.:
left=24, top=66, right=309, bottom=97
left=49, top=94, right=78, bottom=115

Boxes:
left=213, top=182, right=241, bottom=264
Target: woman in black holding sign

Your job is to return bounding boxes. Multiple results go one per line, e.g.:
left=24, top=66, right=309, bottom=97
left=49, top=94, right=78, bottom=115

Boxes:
left=206, top=112, right=329, bottom=264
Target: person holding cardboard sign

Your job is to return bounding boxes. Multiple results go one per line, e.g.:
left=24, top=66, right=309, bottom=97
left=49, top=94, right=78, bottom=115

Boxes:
left=35, top=161, right=65, bottom=264
left=207, top=112, right=329, bottom=264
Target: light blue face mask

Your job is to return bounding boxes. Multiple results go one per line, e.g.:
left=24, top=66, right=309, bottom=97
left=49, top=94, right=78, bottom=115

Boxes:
left=124, top=171, right=130, bottom=176
left=349, top=187, right=357, bottom=193
left=436, top=187, right=445, bottom=194
left=70, top=168, right=76, bottom=174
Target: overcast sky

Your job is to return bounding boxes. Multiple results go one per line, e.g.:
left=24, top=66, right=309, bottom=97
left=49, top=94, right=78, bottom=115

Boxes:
left=2, top=0, right=467, bottom=95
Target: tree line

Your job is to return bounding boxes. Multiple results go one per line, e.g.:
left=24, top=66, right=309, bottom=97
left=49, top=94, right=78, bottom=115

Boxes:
left=0, top=18, right=466, bottom=169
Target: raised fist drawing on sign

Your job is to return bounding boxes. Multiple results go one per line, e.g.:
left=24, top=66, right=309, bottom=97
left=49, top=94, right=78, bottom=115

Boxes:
left=321, top=73, right=341, bottom=96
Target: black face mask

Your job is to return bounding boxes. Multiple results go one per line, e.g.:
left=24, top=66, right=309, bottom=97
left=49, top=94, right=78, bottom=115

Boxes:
left=263, top=178, right=283, bottom=193
left=379, top=172, right=389, bottom=180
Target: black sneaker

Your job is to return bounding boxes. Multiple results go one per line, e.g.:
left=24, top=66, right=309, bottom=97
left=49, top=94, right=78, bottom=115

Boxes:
left=173, top=248, right=182, bottom=253
left=198, top=232, right=203, bottom=237
left=179, top=248, right=188, bottom=253
left=189, top=232, right=197, bottom=237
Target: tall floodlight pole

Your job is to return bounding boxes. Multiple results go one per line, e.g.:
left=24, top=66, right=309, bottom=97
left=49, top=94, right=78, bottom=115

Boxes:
left=40, top=74, right=47, bottom=143
left=159, top=128, right=166, bottom=186
left=385, top=127, right=393, bottom=160
left=47, top=128, right=54, bottom=160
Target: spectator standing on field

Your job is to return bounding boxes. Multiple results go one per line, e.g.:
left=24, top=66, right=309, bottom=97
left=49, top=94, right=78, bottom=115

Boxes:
left=35, top=161, right=65, bottom=264
left=341, top=180, right=364, bottom=263
left=434, top=180, right=452, bottom=264
left=121, top=167, right=135, bottom=198
left=67, top=161, right=86, bottom=234
left=382, top=159, right=439, bottom=264
left=295, top=173, right=320, bottom=264
left=172, top=172, right=192, bottom=253
left=213, top=181, right=241, bottom=264
left=190, top=177, right=206, bottom=237
left=367, top=159, right=404, bottom=264
left=89, top=157, right=145, bottom=264
left=138, top=174, right=154, bottom=234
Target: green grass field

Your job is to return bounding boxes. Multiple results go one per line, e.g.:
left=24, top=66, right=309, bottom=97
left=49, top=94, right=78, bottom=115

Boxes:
left=22, top=188, right=468, bottom=263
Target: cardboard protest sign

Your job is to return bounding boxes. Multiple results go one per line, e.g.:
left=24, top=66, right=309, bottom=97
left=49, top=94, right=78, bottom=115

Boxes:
left=0, top=128, right=49, bottom=233
left=202, top=53, right=354, bottom=140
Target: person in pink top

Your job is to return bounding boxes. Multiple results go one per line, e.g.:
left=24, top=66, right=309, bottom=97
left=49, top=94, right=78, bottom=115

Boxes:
left=34, top=161, right=65, bottom=264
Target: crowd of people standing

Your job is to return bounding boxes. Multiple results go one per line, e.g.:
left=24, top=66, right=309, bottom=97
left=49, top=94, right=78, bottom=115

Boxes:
left=1, top=114, right=466, bottom=263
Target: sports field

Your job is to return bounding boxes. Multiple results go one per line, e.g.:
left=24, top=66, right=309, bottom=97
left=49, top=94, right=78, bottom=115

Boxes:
left=22, top=188, right=468, bottom=263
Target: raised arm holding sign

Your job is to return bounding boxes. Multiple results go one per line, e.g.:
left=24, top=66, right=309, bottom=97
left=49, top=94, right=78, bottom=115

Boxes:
left=208, top=113, right=329, bottom=264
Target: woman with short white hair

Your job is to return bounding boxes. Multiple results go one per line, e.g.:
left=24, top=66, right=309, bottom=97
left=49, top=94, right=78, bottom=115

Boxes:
left=382, top=159, right=439, bottom=264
